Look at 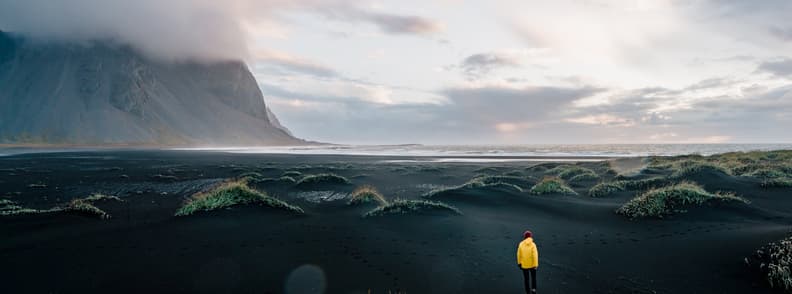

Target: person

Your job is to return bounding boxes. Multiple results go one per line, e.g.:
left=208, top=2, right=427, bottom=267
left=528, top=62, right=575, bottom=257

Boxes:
left=517, top=230, right=538, bottom=293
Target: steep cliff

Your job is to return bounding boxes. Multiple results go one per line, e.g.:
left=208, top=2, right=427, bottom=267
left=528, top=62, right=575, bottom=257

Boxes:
left=0, top=32, right=303, bottom=145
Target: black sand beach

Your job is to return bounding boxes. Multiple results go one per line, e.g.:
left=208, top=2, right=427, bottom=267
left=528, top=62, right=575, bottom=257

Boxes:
left=1, top=150, right=791, bottom=293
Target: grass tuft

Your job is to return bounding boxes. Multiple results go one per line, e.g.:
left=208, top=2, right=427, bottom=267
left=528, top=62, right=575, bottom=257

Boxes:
left=546, top=165, right=598, bottom=180
left=650, top=151, right=792, bottom=180
left=616, top=182, right=748, bottom=218
left=363, top=199, right=461, bottom=217
left=62, top=198, right=111, bottom=219
left=175, top=180, right=303, bottom=216
left=761, top=178, right=792, bottom=188
left=83, top=193, right=124, bottom=202
left=252, top=176, right=297, bottom=185
left=568, top=171, right=600, bottom=183
left=423, top=175, right=526, bottom=198
left=668, top=161, right=731, bottom=179
left=295, top=173, right=351, bottom=187
left=746, top=235, right=792, bottom=292
left=60, top=193, right=124, bottom=219
left=588, top=181, right=626, bottom=197
left=237, top=171, right=264, bottom=181
left=748, top=168, right=789, bottom=179
left=348, top=185, right=388, bottom=206
left=0, top=199, right=52, bottom=216
left=529, top=177, right=577, bottom=195
left=466, top=175, right=533, bottom=189
left=281, top=170, right=303, bottom=178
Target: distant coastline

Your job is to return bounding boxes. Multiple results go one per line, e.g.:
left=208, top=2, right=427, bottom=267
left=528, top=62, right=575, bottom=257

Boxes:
left=2, top=143, right=791, bottom=159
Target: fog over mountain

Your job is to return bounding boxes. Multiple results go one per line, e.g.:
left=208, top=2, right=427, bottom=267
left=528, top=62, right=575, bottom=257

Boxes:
left=0, top=31, right=302, bottom=145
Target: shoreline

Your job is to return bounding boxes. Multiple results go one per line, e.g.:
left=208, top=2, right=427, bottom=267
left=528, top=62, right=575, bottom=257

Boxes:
left=2, top=144, right=792, bottom=160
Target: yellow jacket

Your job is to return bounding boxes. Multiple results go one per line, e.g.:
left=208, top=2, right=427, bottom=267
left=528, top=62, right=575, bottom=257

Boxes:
left=517, top=237, right=539, bottom=269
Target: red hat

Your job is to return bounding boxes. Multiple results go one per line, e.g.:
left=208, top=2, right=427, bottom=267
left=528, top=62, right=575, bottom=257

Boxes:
left=523, top=230, right=533, bottom=239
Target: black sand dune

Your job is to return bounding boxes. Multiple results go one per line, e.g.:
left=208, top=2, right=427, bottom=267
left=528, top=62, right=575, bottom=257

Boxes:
left=1, top=150, right=791, bottom=293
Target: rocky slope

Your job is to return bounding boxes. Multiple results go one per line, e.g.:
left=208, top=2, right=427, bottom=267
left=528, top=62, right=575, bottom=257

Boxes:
left=0, top=31, right=303, bottom=145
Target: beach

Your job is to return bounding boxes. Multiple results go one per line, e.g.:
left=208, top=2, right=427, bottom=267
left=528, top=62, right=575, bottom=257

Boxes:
left=1, top=149, right=790, bottom=293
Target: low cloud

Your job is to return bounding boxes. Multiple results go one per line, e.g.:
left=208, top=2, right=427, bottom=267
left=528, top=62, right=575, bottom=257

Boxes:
left=254, top=50, right=338, bottom=78
left=318, top=6, right=443, bottom=36
left=441, top=85, right=604, bottom=122
left=357, top=11, right=443, bottom=35
left=566, top=114, right=635, bottom=127
left=769, top=26, right=792, bottom=42
left=757, top=58, right=792, bottom=77
left=262, top=82, right=604, bottom=143
left=458, top=53, right=522, bottom=80
left=0, top=0, right=443, bottom=61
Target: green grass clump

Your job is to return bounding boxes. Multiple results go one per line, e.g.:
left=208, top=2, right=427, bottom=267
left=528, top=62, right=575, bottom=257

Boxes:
left=0, top=199, right=49, bottom=216
left=282, top=171, right=302, bottom=178
left=253, top=176, right=297, bottom=185
left=468, top=175, right=533, bottom=189
left=529, top=177, right=577, bottom=195
left=238, top=171, right=264, bottom=181
left=746, top=235, right=792, bottom=292
left=588, top=181, right=626, bottom=197
left=668, top=161, right=731, bottom=179
left=526, top=163, right=559, bottom=173
left=348, top=185, right=388, bottom=206
left=422, top=176, right=525, bottom=199
left=62, top=198, right=111, bottom=219
left=568, top=171, right=600, bottom=183
left=1, top=194, right=121, bottom=218
left=363, top=199, right=461, bottom=217
left=474, top=167, right=502, bottom=174
left=175, top=180, right=303, bottom=216
left=616, top=182, right=748, bottom=218
left=588, top=177, right=673, bottom=197
left=59, top=193, right=124, bottom=219
left=83, top=193, right=124, bottom=202
left=649, top=150, right=792, bottom=180
left=622, top=177, right=670, bottom=190
left=546, top=165, right=598, bottom=180
left=295, top=173, right=351, bottom=187
left=748, top=168, right=788, bottom=179
left=761, top=178, right=792, bottom=188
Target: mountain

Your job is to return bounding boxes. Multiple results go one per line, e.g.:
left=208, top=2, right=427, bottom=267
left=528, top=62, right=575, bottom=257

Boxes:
left=0, top=31, right=304, bottom=146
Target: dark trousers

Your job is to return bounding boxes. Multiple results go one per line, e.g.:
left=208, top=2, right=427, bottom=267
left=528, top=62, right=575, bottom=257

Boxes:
left=522, top=268, right=537, bottom=293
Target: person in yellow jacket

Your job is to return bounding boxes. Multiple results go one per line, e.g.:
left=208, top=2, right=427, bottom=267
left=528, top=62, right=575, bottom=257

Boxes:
left=517, top=230, right=538, bottom=293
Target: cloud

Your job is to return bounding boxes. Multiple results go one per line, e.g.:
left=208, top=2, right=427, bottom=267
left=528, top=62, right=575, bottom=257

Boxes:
left=757, top=58, right=792, bottom=77
left=0, top=0, right=443, bottom=61
left=258, top=75, right=448, bottom=106
left=769, top=26, right=792, bottom=42
left=0, top=0, right=253, bottom=61
left=458, top=53, right=522, bottom=80
left=566, top=114, right=634, bottom=127
left=683, top=77, right=737, bottom=91
left=568, top=76, right=792, bottom=142
left=318, top=7, right=444, bottom=35
left=356, top=11, right=443, bottom=35
left=261, top=81, right=604, bottom=143
left=254, top=50, right=338, bottom=77
left=441, top=85, right=604, bottom=123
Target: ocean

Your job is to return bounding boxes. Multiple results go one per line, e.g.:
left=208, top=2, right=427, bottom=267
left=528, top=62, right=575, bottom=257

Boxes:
left=175, top=144, right=792, bottom=158
left=2, top=144, right=791, bottom=160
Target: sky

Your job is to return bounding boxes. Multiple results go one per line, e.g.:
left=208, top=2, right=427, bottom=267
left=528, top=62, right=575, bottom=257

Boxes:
left=1, top=0, right=792, bottom=145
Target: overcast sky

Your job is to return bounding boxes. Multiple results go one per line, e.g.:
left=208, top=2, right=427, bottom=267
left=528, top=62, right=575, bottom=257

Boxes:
left=2, top=0, right=792, bottom=144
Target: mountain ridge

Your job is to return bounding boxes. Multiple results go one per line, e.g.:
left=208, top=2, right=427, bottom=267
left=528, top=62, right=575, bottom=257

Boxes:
left=0, top=31, right=305, bottom=146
